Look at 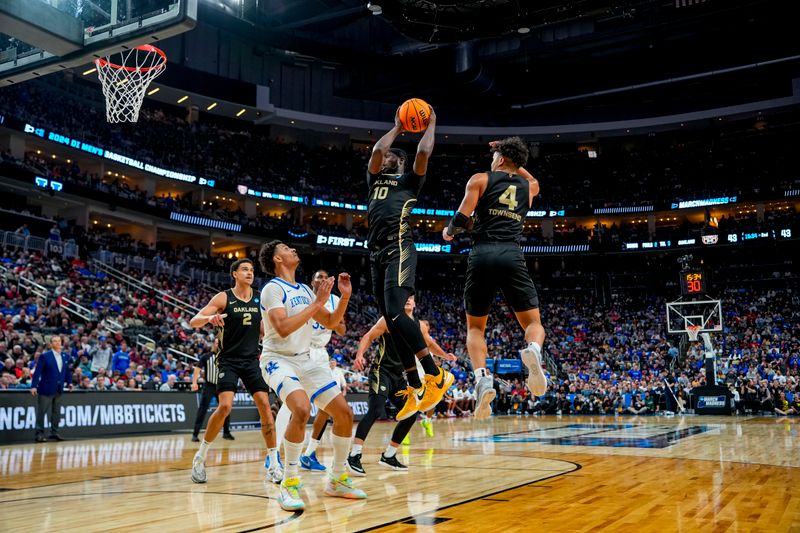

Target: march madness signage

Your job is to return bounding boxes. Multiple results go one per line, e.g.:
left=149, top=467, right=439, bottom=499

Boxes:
left=0, top=391, right=372, bottom=443
left=0, top=391, right=195, bottom=443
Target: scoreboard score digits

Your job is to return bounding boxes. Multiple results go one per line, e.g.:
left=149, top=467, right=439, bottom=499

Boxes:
left=680, top=271, right=706, bottom=295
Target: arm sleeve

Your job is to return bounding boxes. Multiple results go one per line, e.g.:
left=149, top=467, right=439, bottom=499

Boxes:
left=261, top=283, right=286, bottom=311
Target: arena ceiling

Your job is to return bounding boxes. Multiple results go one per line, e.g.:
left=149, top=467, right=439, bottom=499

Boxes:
left=212, top=0, right=800, bottom=117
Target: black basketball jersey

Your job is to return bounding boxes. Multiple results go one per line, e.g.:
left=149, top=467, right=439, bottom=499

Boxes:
left=472, top=171, right=530, bottom=243
left=367, top=170, right=425, bottom=248
left=216, top=288, right=262, bottom=360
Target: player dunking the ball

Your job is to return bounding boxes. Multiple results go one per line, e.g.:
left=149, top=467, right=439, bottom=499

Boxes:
left=368, top=105, right=454, bottom=420
left=272, top=269, right=346, bottom=473
left=348, top=294, right=456, bottom=475
left=189, top=259, right=282, bottom=484
left=443, top=137, right=548, bottom=419
left=258, top=241, right=366, bottom=511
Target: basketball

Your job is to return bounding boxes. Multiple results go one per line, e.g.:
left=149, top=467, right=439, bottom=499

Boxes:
left=398, top=98, right=432, bottom=132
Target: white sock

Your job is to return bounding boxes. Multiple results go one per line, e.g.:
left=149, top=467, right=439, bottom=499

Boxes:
left=384, top=444, right=397, bottom=458
left=268, top=447, right=279, bottom=467
left=474, top=367, right=489, bottom=379
left=528, top=342, right=542, bottom=357
left=349, top=443, right=363, bottom=457
left=196, top=440, right=211, bottom=461
left=331, top=434, right=351, bottom=478
left=283, top=439, right=303, bottom=479
left=304, top=438, right=320, bottom=457
left=275, top=403, right=291, bottom=454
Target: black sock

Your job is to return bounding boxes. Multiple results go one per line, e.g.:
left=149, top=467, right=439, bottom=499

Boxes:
left=405, top=368, right=423, bottom=389
left=418, top=354, right=439, bottom=376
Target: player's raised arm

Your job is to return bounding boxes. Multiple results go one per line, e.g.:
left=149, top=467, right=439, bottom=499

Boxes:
left=266, top=278, right=329, bottom=338
left=368, top=109, right=404, bottom=175
left=354, top=318, right=388, bottom=371
left=190, top=292, right=229, bottom=328
left=334, top=319, right=346, bottom=336
left=413, top=108, right=436, bottom=177
left=516, top=166, right=540, bottom=206
left=312, top=273, right=351, bottom=329
left=442, top=173, right=487, bottom=241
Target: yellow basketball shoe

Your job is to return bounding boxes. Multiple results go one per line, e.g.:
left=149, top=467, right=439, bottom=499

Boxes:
left=395, top=386, right=425, bottom=421
left=417, top=368, right=454, bottom=412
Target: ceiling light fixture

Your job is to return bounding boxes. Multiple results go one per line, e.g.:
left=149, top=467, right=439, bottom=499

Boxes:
left=147, top=87, right=160, bottom=96
left=517, top=27, right=530, bottom=34
left=236, top=108, right=246, bottom=117
left=82, top=67, right=96, bottom=75
left=207, top=102, right=218, bottom=111
left=177, top=95, right=189, bottom=103
left=367, top=2, right=382, bottom=15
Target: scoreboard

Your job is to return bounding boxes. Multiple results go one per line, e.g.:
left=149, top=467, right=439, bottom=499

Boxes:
left=680, top=270, right=706, bottom=296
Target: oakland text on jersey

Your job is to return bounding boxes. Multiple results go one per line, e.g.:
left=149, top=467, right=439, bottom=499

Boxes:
left=373, top=178, right=399, bottom=187
left=232, top=306, right=259, bottom=314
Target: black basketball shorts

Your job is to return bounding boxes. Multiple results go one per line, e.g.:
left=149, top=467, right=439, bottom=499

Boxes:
left=369, top=368, right=408, bottom=414
left=370, top=240, right=417, bottom=294
left=464, top=242, right=539, bottom=316
left=216, top=357, right=270, bottom=394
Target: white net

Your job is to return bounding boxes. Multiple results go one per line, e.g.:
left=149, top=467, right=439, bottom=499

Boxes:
left=95, top=45, right=167, bottom=123
left=686, top=325, right=702, bottom=342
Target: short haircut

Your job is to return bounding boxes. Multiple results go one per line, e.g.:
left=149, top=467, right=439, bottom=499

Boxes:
left=389, top=148, right=408, bottom=167
left=259, top=240, right=283, bottom=276
left=229, top=258, right=254, bottom=278
left=490, top=136, right=529, bottom=168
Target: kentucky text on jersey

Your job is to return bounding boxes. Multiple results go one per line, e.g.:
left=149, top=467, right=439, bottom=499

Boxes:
left=289, top=296, right=311, bottom=307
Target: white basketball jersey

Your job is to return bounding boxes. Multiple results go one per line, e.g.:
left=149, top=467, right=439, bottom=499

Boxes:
left=260, top=278, right=315, bottom=356
left=310, top=294, right=339, bottom=348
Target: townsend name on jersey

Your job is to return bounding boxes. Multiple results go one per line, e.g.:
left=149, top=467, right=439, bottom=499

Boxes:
left=487, top=208, right=523, bottom=221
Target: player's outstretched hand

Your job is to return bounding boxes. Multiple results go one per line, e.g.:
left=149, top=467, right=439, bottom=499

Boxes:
left=442, top=227, right=454, bottom=241
left=354, top=354, right=367, bottom=372
left=443, top=352, right=457, bottom=361
left=337, top=272, right=352, bottom=298
left=315, top=277, right=334, bottom=302
left=209, top=313, right=227, bottom=327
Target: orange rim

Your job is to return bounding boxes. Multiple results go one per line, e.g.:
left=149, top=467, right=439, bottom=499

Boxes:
left=94, top=44, right=167, bottom=73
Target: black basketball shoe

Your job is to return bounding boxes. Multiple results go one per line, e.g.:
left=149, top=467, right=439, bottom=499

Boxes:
left=378, top=453, right=408, bottom=471
left=347, top=453, right=366, bottom=476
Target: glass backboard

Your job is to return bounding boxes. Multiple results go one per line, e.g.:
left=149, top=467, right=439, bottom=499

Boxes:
left=0, top=0, right=196, bottom=84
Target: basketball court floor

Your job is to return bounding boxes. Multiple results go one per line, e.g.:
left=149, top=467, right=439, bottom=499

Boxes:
left=1, top=415, right=797, bottom=532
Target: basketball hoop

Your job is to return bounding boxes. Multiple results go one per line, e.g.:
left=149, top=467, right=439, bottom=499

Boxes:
left=686, top=325, right=702, bottom=342
left=95, top=44, right=167, bottom=123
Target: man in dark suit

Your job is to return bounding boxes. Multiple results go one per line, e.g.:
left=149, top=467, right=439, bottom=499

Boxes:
left=31, top=336, right=72, bottom=442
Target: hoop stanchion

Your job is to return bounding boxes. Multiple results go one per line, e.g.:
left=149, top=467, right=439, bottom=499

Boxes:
left=95, top=44, right=167, bottom=123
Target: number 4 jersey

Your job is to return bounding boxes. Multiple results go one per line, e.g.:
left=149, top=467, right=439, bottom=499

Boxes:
left=471, top=170, right=530, bottom=243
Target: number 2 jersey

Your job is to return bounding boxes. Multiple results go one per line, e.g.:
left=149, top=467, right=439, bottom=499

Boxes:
left=471, top=170, right=530, bottom=243
left=217, top=288, right=262, bottom=360
left=367, top=170, right=426, bottom=249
